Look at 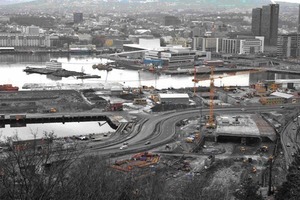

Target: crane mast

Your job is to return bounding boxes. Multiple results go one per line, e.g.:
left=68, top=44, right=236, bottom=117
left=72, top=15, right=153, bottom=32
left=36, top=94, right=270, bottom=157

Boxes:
left=207, top=66, right=216, bottom=129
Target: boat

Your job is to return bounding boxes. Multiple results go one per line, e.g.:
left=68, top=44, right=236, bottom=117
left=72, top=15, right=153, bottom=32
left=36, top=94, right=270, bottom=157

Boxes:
left=45, top=60, right=62, bottom=70
left=92, top=63, right=113, bottom=71
left=0, top=84, right=19, bottom=92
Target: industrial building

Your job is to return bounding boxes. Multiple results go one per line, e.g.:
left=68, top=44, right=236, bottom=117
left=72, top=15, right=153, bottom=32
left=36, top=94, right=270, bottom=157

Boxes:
left=158, top=93, right=190, bottom=105
left=260, top=92, right=299, bottom=105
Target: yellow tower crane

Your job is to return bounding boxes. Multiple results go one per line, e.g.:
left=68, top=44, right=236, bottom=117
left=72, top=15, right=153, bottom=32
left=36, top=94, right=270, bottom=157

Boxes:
left=207, top=66, right=216, bottom=129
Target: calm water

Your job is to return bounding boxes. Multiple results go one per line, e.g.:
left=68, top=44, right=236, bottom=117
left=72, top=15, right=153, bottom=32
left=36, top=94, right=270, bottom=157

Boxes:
left=0, top=121, right=114, bottom=141
left=1, top=53, right=300, bottom=90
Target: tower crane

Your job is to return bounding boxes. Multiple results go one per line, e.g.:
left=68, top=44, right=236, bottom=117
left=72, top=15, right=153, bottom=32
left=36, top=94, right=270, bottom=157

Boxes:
left=207, top=66, right=216, bottom=129
left=192, top=67, right=266, bottom=129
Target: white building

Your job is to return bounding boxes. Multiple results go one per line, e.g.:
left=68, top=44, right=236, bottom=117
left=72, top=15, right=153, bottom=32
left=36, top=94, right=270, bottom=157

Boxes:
left=144, top=47, right=198, bottom=69
left=0, top=33, right=50, bottom=48
left=239, top=37, right=264, bottom=54
left=222, top=36, right=264, bottom=54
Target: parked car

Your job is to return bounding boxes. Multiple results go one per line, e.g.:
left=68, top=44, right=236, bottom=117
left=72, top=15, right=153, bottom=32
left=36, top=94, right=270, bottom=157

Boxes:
left=120, top=145, right=128, bottom=150
left=145, top=141, right=151, bottom=145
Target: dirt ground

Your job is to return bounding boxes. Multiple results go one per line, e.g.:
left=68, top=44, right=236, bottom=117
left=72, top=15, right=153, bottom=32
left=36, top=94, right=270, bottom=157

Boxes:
left=0, top=90, right=93, bottom=114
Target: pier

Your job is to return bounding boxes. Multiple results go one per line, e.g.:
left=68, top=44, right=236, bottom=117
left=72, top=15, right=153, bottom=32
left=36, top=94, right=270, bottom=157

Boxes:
left=0, top=114, right=118, bottom=129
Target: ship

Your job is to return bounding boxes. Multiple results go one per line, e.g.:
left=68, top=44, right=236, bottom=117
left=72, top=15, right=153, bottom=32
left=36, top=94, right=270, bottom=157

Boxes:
left=0, top=84, right=19, bottom=92
left=45, top=60, right=62, bottom=70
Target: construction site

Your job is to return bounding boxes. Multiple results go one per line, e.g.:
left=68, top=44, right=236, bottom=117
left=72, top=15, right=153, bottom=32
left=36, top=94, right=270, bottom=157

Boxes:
left=1, top=62, right=299, bottom=199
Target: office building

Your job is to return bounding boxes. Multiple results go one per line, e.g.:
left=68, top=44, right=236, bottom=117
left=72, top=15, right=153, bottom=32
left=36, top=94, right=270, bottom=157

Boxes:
left=251, top=4, right=279, bottom=46
left=73, top=13, right=83, bottom=24
left=222, top=36, right=264, bottom=55
left=240, top=37, right=264, bottom=54
left=298, top=5, right=300, bottom=33
left=193, top=37, right=222, bottom=52
left=277, top=33, right=300, bottom=58
left=252, top=8, right=262, bottom=36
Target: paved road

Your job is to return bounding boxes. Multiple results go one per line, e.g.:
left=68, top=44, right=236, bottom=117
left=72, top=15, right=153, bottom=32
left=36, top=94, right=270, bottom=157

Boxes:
left=281, top=114, right=300, bottom=168
left=85, top=104, right=300, bottom=157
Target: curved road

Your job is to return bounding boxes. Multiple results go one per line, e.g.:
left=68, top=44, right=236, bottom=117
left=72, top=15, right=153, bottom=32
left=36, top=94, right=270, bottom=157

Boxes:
left=86, top=104, right=300, bottom=157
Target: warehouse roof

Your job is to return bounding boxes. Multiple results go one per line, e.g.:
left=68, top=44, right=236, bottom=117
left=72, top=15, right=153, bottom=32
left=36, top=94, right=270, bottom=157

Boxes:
left=159, top=93, right=189, bottom=99
left=270, top=92, right=294, bottom=99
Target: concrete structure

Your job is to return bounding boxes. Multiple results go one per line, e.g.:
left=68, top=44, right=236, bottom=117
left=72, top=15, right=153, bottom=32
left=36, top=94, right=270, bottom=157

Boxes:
left=298, top=5, right=300, bottom=33
left=164, top=16, right=181, bottom=26
left=239, top=36, right=264, bottom=54
left=158, top=93, right=189, bottom=105
left=277, top=33, right=300, bottom=58
left=252, top=8, right=262, bottom=36
left=69, top=44, right=96, bottom=52
left=123, top=38, right=160, bottom=51
left=261, top=4, right=279, bottom=46
left=144, top=47, right=197, bottom=69
left=128, top=35, right=154, bottom=44
left=215, top=114, right=276, bottom=142
left=0, top=33, right=50, bottom=48
left=193, top=37, right=222, bottom=52
left=73, top=12, right=83, bottom=24
left=222, top=38, right=240, bottom=54
left=275, top=79, right=300, bottom=90
left=252, top=4, right=279, bottom=46
left=222, top=36, right=264, bottom=54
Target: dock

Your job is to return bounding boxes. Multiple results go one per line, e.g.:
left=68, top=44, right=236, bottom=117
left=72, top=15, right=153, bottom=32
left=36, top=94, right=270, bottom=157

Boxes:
left=0, top=114, right=119, bottom=129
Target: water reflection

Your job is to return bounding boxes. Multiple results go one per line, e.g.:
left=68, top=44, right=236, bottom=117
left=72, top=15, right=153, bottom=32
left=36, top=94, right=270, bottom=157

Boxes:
left=1, top=54, right=300, bottom=90
left=0, top=121, right=114, bottom=141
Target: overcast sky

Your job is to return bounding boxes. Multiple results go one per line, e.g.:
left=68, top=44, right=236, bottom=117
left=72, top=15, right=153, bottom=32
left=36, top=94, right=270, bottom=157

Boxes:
left=276, top=0, right=300, bottom=3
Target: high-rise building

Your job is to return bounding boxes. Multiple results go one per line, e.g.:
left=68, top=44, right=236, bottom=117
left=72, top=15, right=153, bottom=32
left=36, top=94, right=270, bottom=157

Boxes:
left=261, top=4, right=279, bottom=46
left=251, top=8, right=262, bottom=36
left=298, top=5, right=300, bottom=33
left=73, top=13, right=83, bottom=24
left=251, top=4, right=279, bottom=46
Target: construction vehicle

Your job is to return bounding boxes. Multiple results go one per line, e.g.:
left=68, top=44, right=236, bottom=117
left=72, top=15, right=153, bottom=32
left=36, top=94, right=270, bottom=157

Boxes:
left=240, top=147, right=246, bottom=153
left=43, top=108, right=57, bottom=113
left=260, top=146, right=268, bottom=152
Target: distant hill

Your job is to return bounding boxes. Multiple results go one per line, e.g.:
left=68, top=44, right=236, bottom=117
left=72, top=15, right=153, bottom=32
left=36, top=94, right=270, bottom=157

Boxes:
left=1, top=0, right=297, bottom=12
left=0, top=0, right=34, bottom=5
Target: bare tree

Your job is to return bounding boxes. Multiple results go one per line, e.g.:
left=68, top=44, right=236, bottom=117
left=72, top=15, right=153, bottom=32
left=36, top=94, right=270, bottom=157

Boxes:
left=0, top=132, right=80, bottom=200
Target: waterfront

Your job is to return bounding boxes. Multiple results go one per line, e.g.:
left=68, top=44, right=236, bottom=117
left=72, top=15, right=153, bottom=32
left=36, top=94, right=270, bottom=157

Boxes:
left=0, top=121, right=114, bottom=141
left=1, top=54, right=300, bottom=90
